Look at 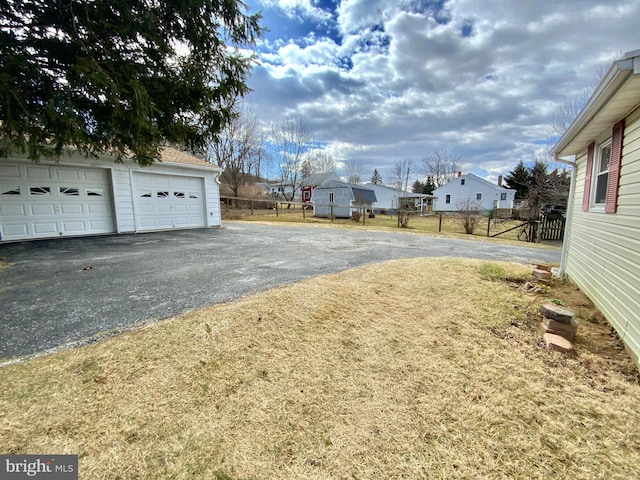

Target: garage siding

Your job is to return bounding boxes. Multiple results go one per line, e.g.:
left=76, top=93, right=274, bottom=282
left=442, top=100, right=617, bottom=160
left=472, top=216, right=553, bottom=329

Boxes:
left=111, top=167, right=135, bottom=233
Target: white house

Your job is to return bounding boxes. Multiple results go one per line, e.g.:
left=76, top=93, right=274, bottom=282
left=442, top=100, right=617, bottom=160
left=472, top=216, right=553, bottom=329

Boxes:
left=266, top=182, right=295, bottom=199
left=311, top=180, right=377, bottom=218
left=363, top=183, right=435, bottom=214
left=552, top=49, right=640, bottom=368
left=432, top=173, right=515, bottom=213
left=0, top=147, right=223, bottom=242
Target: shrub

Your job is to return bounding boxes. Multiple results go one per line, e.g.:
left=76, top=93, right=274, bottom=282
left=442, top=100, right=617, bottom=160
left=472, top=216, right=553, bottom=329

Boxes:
left=456, top=199, right=483, bottom=234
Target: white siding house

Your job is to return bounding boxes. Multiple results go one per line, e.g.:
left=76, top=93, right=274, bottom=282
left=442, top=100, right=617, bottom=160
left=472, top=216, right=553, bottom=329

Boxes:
left=311, top=180, right=377, bottom=218
left=0, top=147, right=223, bottom=242
left=432, top=173, right=515, bottom=213
left=363, top=183, right=435, bottom=214
left=552, top=49, right=640, bottom=368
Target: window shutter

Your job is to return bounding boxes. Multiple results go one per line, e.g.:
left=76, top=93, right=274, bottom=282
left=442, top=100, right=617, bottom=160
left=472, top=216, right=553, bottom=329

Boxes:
left=582, top=142, right=594, bottom=211
left=605, top=119, right=624, bottom=213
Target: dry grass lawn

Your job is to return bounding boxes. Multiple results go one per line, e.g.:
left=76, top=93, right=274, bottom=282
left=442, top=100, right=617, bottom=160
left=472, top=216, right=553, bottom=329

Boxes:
left=222, top=208, right=551, bottom=245
left=1, top=258, right=639, bottom=479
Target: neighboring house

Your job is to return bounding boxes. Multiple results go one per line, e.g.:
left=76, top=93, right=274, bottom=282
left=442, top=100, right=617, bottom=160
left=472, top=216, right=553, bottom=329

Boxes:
left=552, top=49, right=640, bottom=368
left=432, top=173, right=515, bottom=213
left=300, top=172, right=341, bottom=203
left=266, top=182, right=295, bottom=199
left=311, top=180, right=377, bottom=218
left=0, top=147, right=223, bottom=242
left=363, top=183, right=436, bottom=214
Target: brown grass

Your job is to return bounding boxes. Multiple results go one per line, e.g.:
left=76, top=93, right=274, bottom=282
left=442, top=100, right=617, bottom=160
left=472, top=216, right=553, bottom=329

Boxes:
left=1, top=258, right=638, bottom=479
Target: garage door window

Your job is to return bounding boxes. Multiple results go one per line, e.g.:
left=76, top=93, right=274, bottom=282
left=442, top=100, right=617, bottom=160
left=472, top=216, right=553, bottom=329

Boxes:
left=60, top=187, right=79, bottom=196
left=30, top=186, right=51, bottom=195
left=189, top=192, right=199, bottom=199
left=2, top=187, right=21, bottom=195
left=157, top=191, right=169, bottom=198
left=87, top=188, right=104, bottom=197
left=174, top=191, right=185, bottom=198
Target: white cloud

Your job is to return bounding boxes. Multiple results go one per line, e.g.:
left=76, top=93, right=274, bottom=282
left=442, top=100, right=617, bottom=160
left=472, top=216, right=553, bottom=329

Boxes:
left=261, top=0, right=334, bottom=23
left=246, top=0, right=640, bottom=183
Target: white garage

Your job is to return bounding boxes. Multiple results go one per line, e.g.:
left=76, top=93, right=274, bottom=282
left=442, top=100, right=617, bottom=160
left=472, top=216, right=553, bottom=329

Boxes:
left=133, top=172, right=206, bottom=231
left=0, top=163, right=114, bottom=240
left=0, top=147, right=222, bottom=242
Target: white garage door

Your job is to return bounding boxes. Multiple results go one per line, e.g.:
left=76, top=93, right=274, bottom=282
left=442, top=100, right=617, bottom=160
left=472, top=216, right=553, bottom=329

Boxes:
left=0, top=163, right=114, bottom=241
left=133, top=172, right=205, bottom=231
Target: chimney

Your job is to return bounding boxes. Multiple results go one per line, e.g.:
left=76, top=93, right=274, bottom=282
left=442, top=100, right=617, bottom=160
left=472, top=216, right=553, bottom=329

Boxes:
left=457, top=171, right=462, bottom=177
left=498, top=175, right=503, bottom=187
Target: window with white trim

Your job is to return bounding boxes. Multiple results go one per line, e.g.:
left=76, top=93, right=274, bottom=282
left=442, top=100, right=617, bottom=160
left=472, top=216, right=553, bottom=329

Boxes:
left=329, top=192, right=334, bottom=203
left=500, top=193, right=507, bottom=201
left=593, top=140, right=611, bottom=205
left=445, top=194, right=451, bottom=204
left=476, top=193, right=482, bottom=200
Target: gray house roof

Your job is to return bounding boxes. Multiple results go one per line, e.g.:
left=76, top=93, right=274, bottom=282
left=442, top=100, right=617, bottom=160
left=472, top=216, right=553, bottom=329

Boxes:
left=314, top=179, right=377, bottom=203
left=300, top=172, right=340, bottom=187
left=351, top=186, right=377, bottom=204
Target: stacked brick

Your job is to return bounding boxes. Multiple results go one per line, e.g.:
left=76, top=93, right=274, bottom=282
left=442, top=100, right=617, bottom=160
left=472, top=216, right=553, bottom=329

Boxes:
left=532, top=263, right=553, bottom=283
left=539, top=303, right=578, bottom=353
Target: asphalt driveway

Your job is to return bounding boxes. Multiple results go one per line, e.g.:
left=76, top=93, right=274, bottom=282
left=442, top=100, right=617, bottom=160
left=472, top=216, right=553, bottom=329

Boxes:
left=0, top=222, right=561, bottom=362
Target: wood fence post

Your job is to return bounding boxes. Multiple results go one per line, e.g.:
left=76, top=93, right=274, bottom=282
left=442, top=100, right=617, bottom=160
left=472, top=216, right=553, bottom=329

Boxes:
left=302, top=204, right=306, bottom=219
left=487, top=211, right=492, bottom=236
left=276, top=202, right=279, bottom=217
left=250, top=198, right=254, bottom=216
left=330, top=204, right=334, bottom=222
left=439, top=213, right=443, bottom=232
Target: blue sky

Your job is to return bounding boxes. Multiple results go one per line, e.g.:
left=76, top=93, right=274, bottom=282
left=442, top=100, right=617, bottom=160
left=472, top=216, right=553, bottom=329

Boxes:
left=241, top=0, right=640, bottom=185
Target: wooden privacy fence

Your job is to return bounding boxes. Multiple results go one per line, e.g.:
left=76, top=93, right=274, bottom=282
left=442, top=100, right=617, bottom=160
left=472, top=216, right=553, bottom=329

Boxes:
left=539, top=216, right=565, bottom=241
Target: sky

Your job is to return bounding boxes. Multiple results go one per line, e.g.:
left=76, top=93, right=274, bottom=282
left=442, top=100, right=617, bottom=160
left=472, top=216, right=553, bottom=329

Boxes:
left=241, top=0, right=640, bottom=186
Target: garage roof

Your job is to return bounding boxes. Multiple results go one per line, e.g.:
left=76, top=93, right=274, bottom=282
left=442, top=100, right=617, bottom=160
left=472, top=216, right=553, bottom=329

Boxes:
left=160, top=147, right=222, bottom=170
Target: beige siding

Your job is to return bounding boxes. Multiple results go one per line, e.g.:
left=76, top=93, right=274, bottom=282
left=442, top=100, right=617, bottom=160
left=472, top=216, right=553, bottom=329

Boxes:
left=565, top=108, right=640, bottom=366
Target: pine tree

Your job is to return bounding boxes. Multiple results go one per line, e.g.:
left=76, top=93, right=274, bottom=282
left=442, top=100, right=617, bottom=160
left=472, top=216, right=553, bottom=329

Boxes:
left=423, top=176, right=436, bottom=195
left=0, top=0, right=263, bottom=165
left=412, top=180, right=424, bottom=193
left=370, top=169, right=383, bottom=185
left=504, top=161, right=531, bottom=199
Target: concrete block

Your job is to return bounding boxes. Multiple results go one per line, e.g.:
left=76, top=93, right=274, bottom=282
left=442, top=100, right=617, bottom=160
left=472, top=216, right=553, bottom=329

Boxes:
left=532, top=269, right=552, bottom=280
left=544, top=333, right=574, bottom=353
left=540, top=303, right=575, bottom=324
left=535, top=264, right=551, bottom=272
left=539, top=319, right=579, bottom=341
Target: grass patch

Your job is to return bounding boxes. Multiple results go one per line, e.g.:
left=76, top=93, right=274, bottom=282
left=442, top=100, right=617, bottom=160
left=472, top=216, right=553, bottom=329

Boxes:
left=1, top=258, right=638, bottom=479
left=223, top=209, right=549, bottom=246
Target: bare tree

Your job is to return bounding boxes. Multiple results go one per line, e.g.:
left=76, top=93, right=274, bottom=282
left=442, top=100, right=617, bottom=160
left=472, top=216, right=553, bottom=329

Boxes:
left=550, top=54, right=622, bottom=137
left=308, top=150, right=336, bottom=174
left=455, top=199, right=483, bottom=234
left=390, top=158, right=413, bottom=191
left=522, top=154, right=570, bottom=221
left=422, top=149, right=462, bottom=188
left=207, top=103, right=264, bottom=201
left=269, top=118, right=310, bottom=202
left=550, top=94, right=589, bottom=138
left=345, top=158, right=363, bottom=184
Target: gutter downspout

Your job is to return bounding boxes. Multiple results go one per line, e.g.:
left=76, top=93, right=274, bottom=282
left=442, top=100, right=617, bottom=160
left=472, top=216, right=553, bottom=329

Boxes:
left=555, top=154, right=577, bottom=279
